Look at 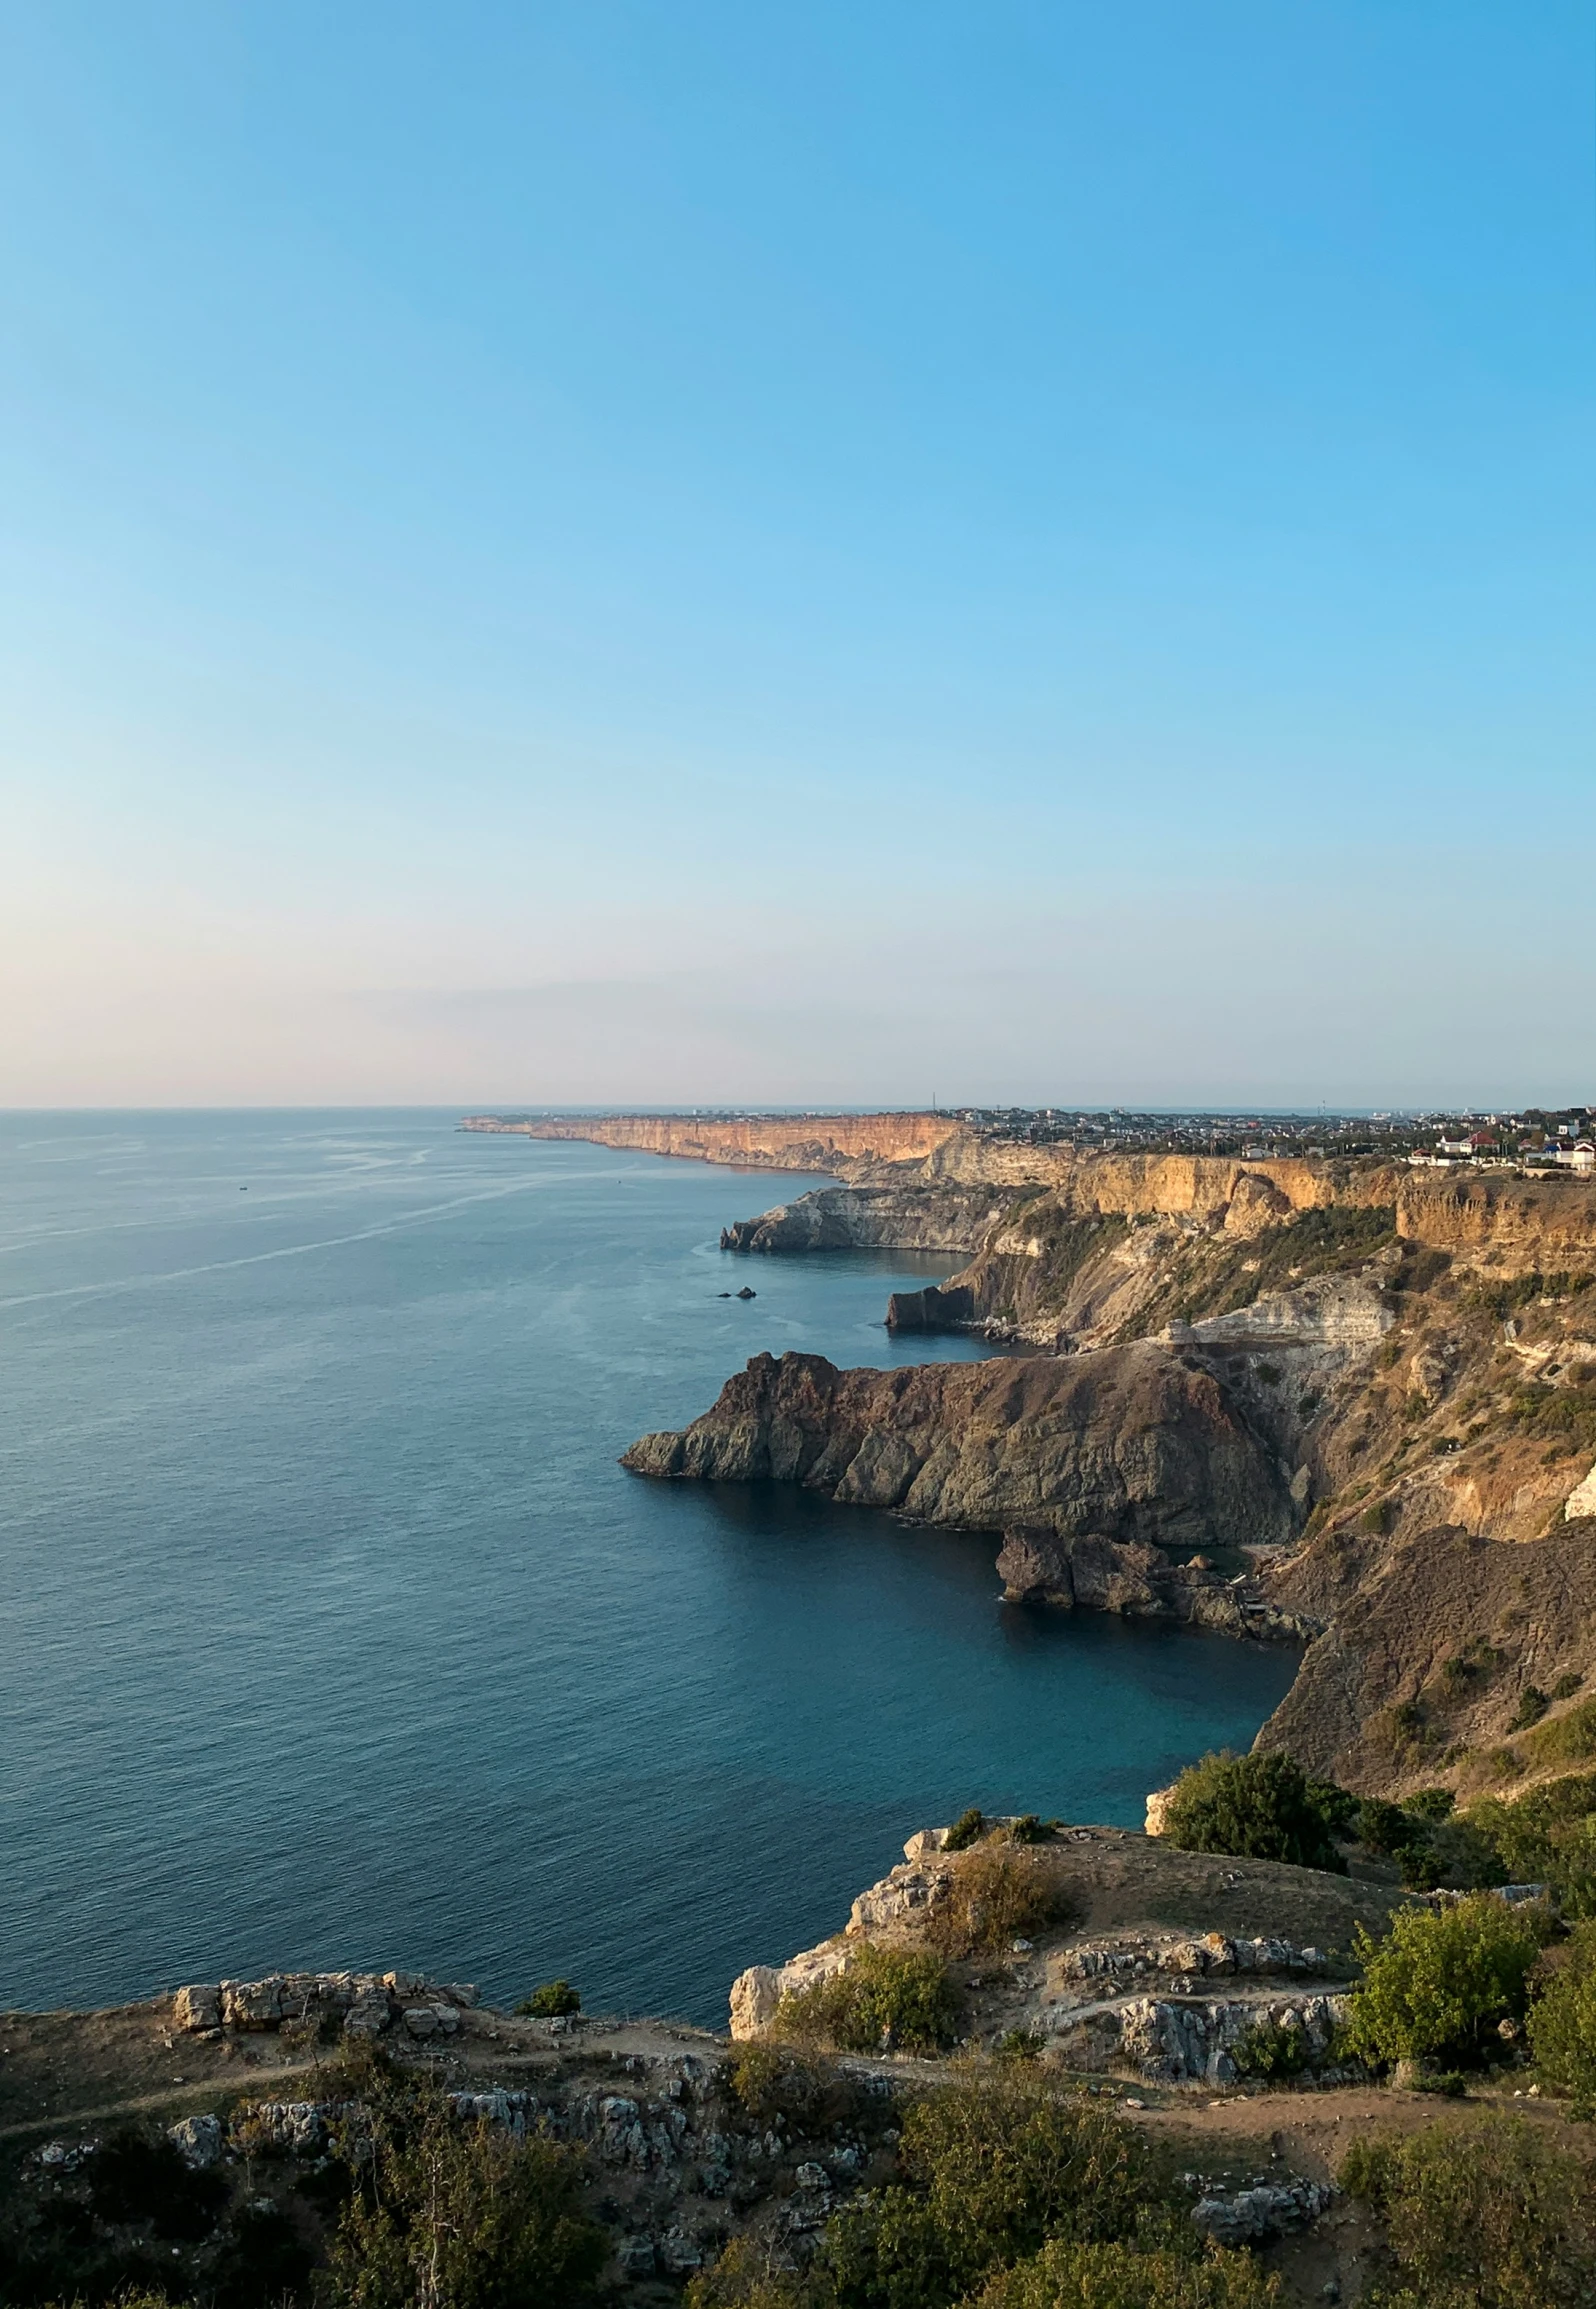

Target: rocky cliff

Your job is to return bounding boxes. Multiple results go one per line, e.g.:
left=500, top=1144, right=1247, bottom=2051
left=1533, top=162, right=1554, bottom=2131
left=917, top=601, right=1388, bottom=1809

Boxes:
left=719, top=1182, right=996, bottom=1255
left=460, top=1111, right=955, bottom=1174
left=624, top=1344, right=1296, bottom=1582
left=1256, top=1516, right=1596, bottom=1796
left=631, top=1137, right=1596, bottom=1805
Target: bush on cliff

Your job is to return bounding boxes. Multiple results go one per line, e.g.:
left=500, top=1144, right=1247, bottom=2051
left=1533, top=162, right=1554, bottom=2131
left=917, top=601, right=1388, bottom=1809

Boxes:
left=1160, top=1751, right=1348, bottom=1873
left=515, top=1978, right=581, bottom=2017
left=971, top=2238, right=1281, bottom=2309
left=1340, top=2113, right=1596, bottom=2307
left=943, top=1808, right=989, bottom=1852
left=817, top=2077, right=1165, bottom=2309
left=927, top=1847, right=1075, bottom=1959
left=323, top=2057, right=605, bottom=2309
left=775, top=1942, right=958, bottom=2056
left=1344, top=1896, right=1548, bottom=2072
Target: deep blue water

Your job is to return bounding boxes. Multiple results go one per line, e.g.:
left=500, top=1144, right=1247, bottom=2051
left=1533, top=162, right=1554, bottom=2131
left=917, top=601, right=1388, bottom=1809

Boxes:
left=0, top=1112, right=1298, bottom=2024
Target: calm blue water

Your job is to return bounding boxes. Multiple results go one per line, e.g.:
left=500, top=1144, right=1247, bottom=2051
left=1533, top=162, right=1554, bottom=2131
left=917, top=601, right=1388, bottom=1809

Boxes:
left=0, top=1113, right=1297, bottom=2024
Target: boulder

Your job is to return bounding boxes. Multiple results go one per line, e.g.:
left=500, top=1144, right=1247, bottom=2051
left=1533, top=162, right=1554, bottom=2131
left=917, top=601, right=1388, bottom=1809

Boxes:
left=168, top=2114, right=222, bottom=2169
left=223, top=1977, right=284, bottom=2029
left=172, top=1984, right=221, bottom=2033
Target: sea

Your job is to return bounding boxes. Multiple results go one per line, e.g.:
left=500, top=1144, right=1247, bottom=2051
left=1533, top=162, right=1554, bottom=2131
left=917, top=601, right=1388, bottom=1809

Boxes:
left=0, top=1112, right=1298, bottom=2025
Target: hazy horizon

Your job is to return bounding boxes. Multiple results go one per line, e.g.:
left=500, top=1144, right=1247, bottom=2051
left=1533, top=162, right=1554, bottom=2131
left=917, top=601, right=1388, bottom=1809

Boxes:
left=3, top=5, right=1591, bottom=1111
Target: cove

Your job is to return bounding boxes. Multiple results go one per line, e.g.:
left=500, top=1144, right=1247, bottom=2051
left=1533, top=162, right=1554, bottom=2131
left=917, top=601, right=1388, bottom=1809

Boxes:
left=0, top=1113, right=1298, bottom=2026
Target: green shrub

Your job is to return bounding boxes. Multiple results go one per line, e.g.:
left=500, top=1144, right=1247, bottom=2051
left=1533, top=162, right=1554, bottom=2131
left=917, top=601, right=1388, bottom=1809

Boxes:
left=971, top=2237, right=1282, bottom=2308
left=1554, top=1672, right=1584, bottom=1702
left=1357, top=1797, right=1420, bottom=1858
left=1009, top=1814, right=1053, bottom=1844
left=1465, top=1770, right=1596, bottom=1912
left=1339, top=2113, right=1596, bottom=2307
left=515, top=1977, right=581, bottom=2017
left=1509, top=1687, right=1550, bottom=1732
left=1528, top=1920, right=1596, bottom=2113
left=945, top=1808, right=989, bottom=1852
left=1408, top=1787, right=1456, bottom=1821
left=1233, top=2014, right=1309, bottom=2080
left=775, top=1942, right=958, bottom=2055
left=323, top=2062, right=605, bottom=2308
left=1344, top=1896, right=1547, bottom=2070
left=819, top=2079, right=1160, bottom=2309
left=1160, top=1751, right=1348, bottom=1873
left=1396, top=1817, right=1508, bottom=1894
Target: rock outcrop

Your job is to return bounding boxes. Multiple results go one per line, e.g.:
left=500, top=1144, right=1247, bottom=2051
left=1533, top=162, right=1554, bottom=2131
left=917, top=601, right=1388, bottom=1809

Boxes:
left=995, top=1528, right=1314, bottom=1640
left=720, top=1183, right=993, bottom=1256
left=172, top=1969, right=479, bottom=2040
left=624, top=1346, right=1295, bottom=1562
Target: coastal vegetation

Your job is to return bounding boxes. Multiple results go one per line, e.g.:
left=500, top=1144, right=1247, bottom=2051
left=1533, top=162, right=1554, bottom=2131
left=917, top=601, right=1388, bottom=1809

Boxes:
left=1343, top=1897, right=1549, bottom=2072
left=323, top=2050, right=606, bottom=2308
left=774, top=1944, right=959, bottom=2055
left=1159, top=1753, right=1349, bottom=1874
left=514, top=1979, right=581, bottom=2018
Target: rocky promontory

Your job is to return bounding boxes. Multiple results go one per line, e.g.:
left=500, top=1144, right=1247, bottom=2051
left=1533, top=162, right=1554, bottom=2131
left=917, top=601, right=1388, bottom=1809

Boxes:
left=460, top=1110, right=955, bottom=1174
left=624, top=1344, right=1308, bottom=1634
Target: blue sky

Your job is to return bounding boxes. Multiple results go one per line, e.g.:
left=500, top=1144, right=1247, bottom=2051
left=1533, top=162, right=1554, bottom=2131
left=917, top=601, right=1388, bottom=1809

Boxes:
left=1, top=1, right=1592, bottom=1106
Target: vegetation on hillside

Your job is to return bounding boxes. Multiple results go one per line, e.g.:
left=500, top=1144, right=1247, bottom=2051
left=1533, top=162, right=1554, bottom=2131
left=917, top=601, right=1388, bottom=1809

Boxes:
left=1159, top=1752, right=1350, bottom=1873
left=1340, top=2114, right=1596, bottom=2308
left=1343, top=1896, right=1549, bottom=2071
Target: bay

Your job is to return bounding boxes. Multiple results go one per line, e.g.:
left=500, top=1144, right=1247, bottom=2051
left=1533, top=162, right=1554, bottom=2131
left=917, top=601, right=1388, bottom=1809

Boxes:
left=0, top=1112, right=1297, bottom=2024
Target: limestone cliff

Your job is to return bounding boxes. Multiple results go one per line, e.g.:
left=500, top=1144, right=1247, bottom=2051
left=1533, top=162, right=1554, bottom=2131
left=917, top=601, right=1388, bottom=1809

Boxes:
left=624, top=1344, right=1296, bottom=1576
left=460, top=1111, right=954, bottom=1174
left=719, top=1183, right=995, bottom=1256
left=724, top=1156, right=1596, bottom=1336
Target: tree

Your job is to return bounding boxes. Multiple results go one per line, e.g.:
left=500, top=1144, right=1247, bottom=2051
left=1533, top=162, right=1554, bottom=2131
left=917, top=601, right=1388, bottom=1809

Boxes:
left=1344, top=1896, right=1546, bottom=2071
left=1160, top=1751, right=1347, bottom=1873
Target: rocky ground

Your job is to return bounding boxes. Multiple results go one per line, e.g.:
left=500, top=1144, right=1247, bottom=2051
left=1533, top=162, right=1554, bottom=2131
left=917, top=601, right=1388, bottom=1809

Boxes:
left=2, top=1825, right=1585, bottom=2306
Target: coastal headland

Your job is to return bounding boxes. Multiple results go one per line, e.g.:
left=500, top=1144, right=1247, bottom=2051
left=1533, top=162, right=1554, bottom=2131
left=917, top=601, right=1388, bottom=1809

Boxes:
left=460, top=1108, right=954, bottom=1172
left=480, top=1112, right=1596, bottom=1807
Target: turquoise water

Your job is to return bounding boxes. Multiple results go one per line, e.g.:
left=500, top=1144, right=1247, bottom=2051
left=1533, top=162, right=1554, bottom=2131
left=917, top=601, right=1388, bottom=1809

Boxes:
left=0, top=1113, right=1298, bottom=2024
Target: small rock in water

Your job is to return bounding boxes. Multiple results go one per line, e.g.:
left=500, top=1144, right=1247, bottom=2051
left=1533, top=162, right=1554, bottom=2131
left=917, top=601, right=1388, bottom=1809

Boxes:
left=736, top=1287, right=757, bottom=1299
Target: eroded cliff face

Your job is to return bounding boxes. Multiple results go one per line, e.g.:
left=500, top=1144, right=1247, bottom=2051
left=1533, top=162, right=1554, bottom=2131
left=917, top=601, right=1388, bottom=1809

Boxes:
left=719, top=1183, right=994, bottom=1256
left=724, top=1153, right=1596, bottom=1316
left=460, top=1111, right=955, bottom=1173
left=1255, top=1518, right=1596, bottom=1796
left=624, top=1344, right=1295, bottom=1563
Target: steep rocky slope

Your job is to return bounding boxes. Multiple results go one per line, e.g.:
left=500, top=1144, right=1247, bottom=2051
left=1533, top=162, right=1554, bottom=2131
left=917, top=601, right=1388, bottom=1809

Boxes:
left=625, top=1344, right=1293, bottom=1554
left=634, top=1151, right=1596, bottom=1806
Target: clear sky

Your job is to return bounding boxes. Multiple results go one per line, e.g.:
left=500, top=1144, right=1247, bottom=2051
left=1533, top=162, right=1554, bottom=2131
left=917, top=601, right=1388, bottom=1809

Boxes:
left=1, top=2, right=1592, bottom=1109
